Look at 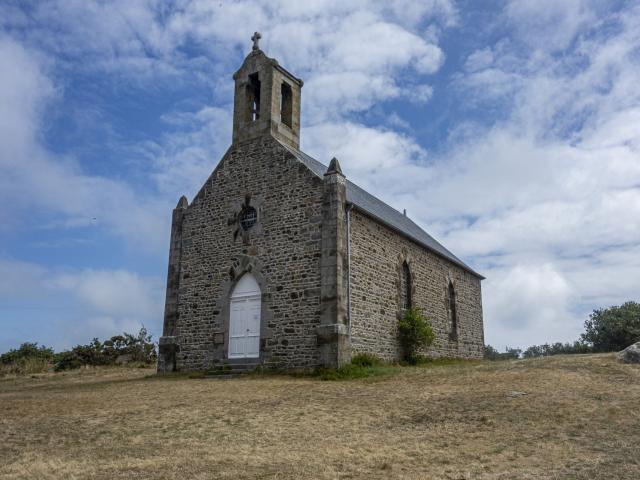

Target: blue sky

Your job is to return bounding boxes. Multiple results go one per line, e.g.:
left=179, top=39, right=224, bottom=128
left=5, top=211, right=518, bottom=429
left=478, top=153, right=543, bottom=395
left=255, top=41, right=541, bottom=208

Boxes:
left=1, top=0, right=639, bottom=353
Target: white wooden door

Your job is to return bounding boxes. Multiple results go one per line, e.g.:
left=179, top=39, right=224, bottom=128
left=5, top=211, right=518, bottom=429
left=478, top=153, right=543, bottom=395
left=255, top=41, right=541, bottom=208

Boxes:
left=228, top=275, right=261, bottom=359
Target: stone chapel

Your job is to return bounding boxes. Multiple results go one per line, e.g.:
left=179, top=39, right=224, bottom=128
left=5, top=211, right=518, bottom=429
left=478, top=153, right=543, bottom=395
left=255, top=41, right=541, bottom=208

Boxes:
left=157, top=34, right=484, bottom=373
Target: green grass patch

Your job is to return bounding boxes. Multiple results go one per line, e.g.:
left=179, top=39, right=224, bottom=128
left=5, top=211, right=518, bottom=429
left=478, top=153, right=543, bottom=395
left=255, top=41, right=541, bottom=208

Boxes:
left=350, top=352, right=384, bottom=367
left=311, top=363, right=397, bottom=381
left=404, top=356, right=479, bottom=367
left=150, top=370, right=208, bottom=381
left=243, top=354, right=396, bottom=381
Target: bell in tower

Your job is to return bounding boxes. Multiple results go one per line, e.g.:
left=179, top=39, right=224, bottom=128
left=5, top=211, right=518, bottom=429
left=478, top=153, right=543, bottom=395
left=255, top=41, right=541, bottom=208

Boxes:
left=232, top=32, right=303, bottom=149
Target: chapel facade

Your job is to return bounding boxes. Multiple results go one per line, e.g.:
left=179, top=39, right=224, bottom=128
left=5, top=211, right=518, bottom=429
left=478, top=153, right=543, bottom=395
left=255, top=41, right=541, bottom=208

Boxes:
left=157, top=35, right=484, bottom=372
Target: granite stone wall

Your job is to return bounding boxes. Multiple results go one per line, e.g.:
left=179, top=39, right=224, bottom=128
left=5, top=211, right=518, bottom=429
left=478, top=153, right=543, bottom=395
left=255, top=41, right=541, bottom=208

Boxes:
left=174, top=135, right=324, bottom=370
left=348, top=209, right=484, bottom=361
left=166, top=135, right=483, bottom=371
left=161, top=44, right=485, bottom=372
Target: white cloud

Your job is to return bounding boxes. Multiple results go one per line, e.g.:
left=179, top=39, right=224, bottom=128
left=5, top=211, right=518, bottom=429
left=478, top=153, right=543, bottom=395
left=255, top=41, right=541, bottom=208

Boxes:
left=304, top=122, right=427, bottom=172
left=0, top=0, right=454, bottom=237
left=0, top=258, right=164, bottom=352
left=150, top=106, right=233, bottom=198
left=298, top=2, right=640, bottom=349
left=0, top=36, right=169, bottom=251
left=483, top=263, right=574, bottom=348
left=464, top=47, right=494, bottom=72
left=411, top=84, right=434, bottom=104
left=0, top=259, right=49, bottom=300
left=478, top=241, right=640, bottom=349
left=0, top=1, right=456, bottom=353
left=305, top=72, right=401, bottom=122
left=505, top=0, right=597, bottom=52
left=431, top=4, right=640, bottom=347
left=383, top=0, right=459, bottom=28
left=51, top=270, right=162, bottom=319
left=1, top=0, right=639, bottom=354
left=0, top=36, right=54, bottom=165
left=1, top=1, right=448, bottom=125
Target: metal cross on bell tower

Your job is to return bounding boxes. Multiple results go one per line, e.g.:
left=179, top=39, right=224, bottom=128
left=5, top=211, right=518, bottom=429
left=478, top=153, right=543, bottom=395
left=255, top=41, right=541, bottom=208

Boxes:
left=251, top=32, right=262, bottom=51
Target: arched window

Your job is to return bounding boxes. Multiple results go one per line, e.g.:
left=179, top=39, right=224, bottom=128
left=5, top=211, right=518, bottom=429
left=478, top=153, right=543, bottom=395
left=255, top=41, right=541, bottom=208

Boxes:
left=280, top=82, right=293, bottom=127
left=401, top=261, right=412, bottom=310
left=247, top=73, right=261, bottom=122
left=448, top=281, right=458, bottom=339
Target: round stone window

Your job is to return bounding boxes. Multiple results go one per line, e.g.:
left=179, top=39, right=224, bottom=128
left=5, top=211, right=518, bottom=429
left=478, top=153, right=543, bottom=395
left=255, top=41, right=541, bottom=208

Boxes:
left=239, top=206, right=257, bottom=230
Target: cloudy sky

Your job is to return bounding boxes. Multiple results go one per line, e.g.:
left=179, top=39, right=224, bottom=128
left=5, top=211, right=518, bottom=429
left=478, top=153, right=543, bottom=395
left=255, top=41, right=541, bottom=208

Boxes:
left=1, top=0, right=639, bottom=353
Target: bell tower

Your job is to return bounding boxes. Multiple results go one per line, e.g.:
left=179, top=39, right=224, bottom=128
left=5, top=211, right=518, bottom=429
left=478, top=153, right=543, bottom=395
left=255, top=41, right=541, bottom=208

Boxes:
left=232, top=32, right=303, bottom=149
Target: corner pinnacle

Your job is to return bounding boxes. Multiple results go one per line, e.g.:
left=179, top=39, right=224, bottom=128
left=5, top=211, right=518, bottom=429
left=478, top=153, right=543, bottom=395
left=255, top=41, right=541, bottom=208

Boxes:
left=325, top=157, right=343, bottom=176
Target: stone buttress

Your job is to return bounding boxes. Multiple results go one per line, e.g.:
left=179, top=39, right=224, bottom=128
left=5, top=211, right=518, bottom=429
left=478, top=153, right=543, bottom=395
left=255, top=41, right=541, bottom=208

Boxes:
left=317, top=157, right=351, bottom=367
left=157, top=196, right=188, bottom=373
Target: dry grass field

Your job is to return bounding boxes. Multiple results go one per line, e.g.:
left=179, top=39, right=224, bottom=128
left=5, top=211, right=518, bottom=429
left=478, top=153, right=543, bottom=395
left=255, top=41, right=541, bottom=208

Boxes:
left=1, top=354, right=639, bottom=480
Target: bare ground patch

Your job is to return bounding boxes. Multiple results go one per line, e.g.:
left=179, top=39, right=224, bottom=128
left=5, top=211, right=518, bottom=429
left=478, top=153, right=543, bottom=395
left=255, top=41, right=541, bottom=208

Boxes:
left=1, top=354, right=638, bottom=479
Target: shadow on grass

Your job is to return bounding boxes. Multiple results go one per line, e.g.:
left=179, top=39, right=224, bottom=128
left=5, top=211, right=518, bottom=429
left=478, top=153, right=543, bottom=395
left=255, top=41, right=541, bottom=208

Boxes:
left=404, top=357, right=481, bottom=368
left=152, top=356, right=483, bottom=382
left=306, top=363, right=398, bottom=381
left=0, top=367, right=156, bottom=394
left=150, top=366, right=395, bottom=382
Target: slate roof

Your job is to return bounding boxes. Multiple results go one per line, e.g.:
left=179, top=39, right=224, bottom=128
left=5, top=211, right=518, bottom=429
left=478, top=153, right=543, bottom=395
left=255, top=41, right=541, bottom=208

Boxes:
left=278, top=140, right=484, bottom=279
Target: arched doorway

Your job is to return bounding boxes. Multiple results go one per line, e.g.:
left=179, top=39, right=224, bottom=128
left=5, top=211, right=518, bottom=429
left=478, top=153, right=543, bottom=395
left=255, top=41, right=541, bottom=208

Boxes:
left=228, top=273, right=261, bottom=359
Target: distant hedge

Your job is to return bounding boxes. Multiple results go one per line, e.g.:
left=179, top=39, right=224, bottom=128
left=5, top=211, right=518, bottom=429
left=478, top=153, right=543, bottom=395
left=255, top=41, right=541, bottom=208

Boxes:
left=485, top=301, right=639, bottom=361
left=522, top=341, right=592, bottom=358
left=483, top=345, right=521, bottom=360
left=0, top=328, right=157, bottom=375
left=55, top=328, right=157, bottom=371
left=0, top=343, right=55, bottom=375
left=0, top=342, right=55, bottom=365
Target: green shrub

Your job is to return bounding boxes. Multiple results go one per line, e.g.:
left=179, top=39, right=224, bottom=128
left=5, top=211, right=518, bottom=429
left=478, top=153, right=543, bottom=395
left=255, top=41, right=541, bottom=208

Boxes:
left=308, top=355, right=393, bottom=381
left=581, top=302, right=640, bottom=352
left=409, top=356, right=471, bottom=367
left=102, top=327, right=157, bottom=363
left=0, top=342, right=55, bottom=376
left=1, top=328, right=158, bottom=374
left=315, top=364, right=363, bottom=381
left=350, top=353, right=383, bottom=367
left=0, top=357, right=51, bottom=376
left=0, top=342, right=54, bottom=365
left=483, top=345, right=501, bottom=360
left=314, top=363, right=395, bottom=381
left=54, top=338, right=109, bottom=371
left=484, top=345, right=522, bottom=360
left=398, top=307, right=434, bottom=363
left=53, top=350, right=84, bottom=371
left=54, top=327, right=157, bottom=371
left=522, top=341, right=592, bottom=358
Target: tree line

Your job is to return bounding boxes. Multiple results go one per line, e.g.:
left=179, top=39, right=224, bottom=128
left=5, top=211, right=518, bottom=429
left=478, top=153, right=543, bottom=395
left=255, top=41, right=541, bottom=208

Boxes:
left=2, top=301, right=638, bottom=373
left=485, top=301, right=640, bottom=360
left=0, top=327, right=157, bottom=375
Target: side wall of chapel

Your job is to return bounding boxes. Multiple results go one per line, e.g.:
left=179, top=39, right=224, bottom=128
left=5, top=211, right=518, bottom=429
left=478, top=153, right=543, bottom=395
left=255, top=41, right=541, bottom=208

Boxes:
left=349, top=209, right=484, bottom=361
left=174, top=136, right=324, bottom=370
